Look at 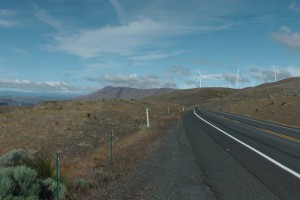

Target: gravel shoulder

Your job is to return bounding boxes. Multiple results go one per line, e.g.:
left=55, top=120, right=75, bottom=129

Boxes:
left=90, top=120, right=216, bottom=200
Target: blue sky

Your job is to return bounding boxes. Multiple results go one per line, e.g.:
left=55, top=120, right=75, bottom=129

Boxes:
left=1, top=0, right=300, bottom=94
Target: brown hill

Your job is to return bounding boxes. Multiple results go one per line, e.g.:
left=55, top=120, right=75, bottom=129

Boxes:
left=146, top=87, right=235, bottom=106
left=201, top=77, right=300, bottom=128
left=78, top=86, right=176, bottom=100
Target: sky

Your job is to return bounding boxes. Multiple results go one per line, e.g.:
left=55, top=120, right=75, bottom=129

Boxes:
left=1, top=0, right=300, bottom=94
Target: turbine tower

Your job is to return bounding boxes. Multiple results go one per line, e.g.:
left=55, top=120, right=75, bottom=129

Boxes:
left=198, top=70, right=202, bottom=88
left=272, top=70, right=281, bottom=82
left=260, top=72, right=264, bottom=84
left=235, top=67, right=240, bottom=89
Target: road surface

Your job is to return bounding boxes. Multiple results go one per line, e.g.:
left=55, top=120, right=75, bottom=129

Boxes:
left=183, top=109, right=300, bottom=200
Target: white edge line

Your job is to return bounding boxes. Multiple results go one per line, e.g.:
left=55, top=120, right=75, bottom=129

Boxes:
left=194, top=110, right=300, bottom=179
left=220, top=112, right=300, bottom=132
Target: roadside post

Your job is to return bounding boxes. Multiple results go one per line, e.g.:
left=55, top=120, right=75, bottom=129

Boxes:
left=146, top=108, right=150, bottom=128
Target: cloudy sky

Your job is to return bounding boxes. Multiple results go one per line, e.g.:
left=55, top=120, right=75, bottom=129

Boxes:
left=1, top=0, right=300, bottom=93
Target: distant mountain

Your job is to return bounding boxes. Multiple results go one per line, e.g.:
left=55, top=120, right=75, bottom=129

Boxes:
left=0, top=91, right=76, bottom=106
left=78, top=86, right=177, bottom=100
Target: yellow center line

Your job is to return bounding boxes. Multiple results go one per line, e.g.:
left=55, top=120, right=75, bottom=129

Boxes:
left=211, top=113, right=300, bottom=144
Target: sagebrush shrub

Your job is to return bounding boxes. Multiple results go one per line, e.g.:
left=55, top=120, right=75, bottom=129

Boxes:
left=21, top=155, right=54, bottom=179
left=0, top=151, right=67, bottom=199
left=13, top=166, right=41, bottom=196
left=41, top=178, right=66, bottom=199
left=0, top=166, right=40, bottom=199
left=0, top=149, right=25, bottom=167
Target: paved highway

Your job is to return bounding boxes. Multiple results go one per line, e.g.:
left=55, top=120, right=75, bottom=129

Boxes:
left=183, top=109, right=300, bottom=200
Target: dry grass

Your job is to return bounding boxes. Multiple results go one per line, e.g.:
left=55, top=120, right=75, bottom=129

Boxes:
left=200, top=78, right=300, bottom=128
left=0, top=98, right=180, bottom=198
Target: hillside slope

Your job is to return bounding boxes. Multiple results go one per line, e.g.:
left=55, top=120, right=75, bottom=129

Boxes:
left=202, top=77, right=300, bottom=128
left=146, top=87, right=235, bottom=106
left=78, top=86, right=176, bottom=100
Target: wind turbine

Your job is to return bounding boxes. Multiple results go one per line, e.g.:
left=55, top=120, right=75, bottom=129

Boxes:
left=272, top=69, right=281, bottom=82
left=250, top=80, right=256, bottom=87
left=225, top=80, right=231, bottom=88
left=198, top=70, right=202, bottom=88
left=260, top=72, right=264, bottom=84
left=235, top=67, right=240, bottom=89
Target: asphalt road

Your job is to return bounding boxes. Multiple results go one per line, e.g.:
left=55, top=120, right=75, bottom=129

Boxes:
left=183, top=109, right=300, bottom=200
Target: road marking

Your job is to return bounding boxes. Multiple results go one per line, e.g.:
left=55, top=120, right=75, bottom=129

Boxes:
left=211, top=113, right=300, bottom=144
left=219, top=112, right=300, bottom=132
left=194, top=110, right=300, bottom=179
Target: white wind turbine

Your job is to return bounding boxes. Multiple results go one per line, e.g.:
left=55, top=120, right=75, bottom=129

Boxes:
left=260, top=72, right=264, bottom=84
left=235, top=67, right=240, bottom=89
left=198, top=70, right=203, bottom=88
left=225, top=80, right=231, bottom=88
left=272, top=69, right=281, bottom=82
left=250, top=80, right=256, bottom=87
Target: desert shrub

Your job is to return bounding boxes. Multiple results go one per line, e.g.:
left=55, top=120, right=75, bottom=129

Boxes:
left=95, top=168, right=118, bottom=183
left=0, top=149, right=25, bottom=167
left=73, top=178, right=93, bottom=191
left=0, top=166, right=66, bottom=200
left=0, top=166, right=40, bottom=199
left=21, top=155, right=54, bottom=179
left=138, top=124, right=148, bottom=130
left=12, top=166, right=41, bottom=197
left=281, top=101, right=287, bottom=106
left=40, top=178, right=66, bottom=200
left=0, top=150, right=67, bottom=199
left=0, top=172, right=14, bottom=197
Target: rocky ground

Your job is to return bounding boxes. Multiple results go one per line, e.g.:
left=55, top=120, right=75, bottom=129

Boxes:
left=90, top=120, right=215, bottom=200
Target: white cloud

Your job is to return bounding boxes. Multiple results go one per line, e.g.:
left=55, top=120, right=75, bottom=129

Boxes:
left=42, top=10, right=232, bottom=59
left=167, top=66, right=191, bottom=77
left=34, top=6, right=62, bottom=29
left=6, top=47, right=31, bottom=56
left=109, top=0, right=127, bottom=25
left=271, top=26, right=300, bottom=50
left=45, top=17, right=199, bottom=58
left=185, top=72, right=222, bottom=87
left=0, top=78, right=87, bottom=92
left=222, top=73, right=249, bottom=83
left=0, top=19, right=18, bottom=27
left=288, top=3, right=300, bottom=14
left=89, top=74, right=162, bottom=88
left=285, top=66, right=300, bottom=76
left=130, top=51, right=183, bottom=61
left=0, top=9, right=19, bottom=28
left=249, top=67, right=296, bottom=82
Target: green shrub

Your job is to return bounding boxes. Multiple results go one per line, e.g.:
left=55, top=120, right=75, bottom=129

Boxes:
left=12, top=166, right=41, bottom=197
left=0, top=166, right=40, bottom=199
left=21, top=154, right=54, bottom=179
left=0, top=149, right=25, bottom=167
left=0, top=166, right=66, bottom=199
left=0, top=172, right=14, bottom=197
left=40, top=178, right=66, bottom=200
left=73, top=178, right=93, bottom=191
left=138, top=124, right=148, bottom=130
